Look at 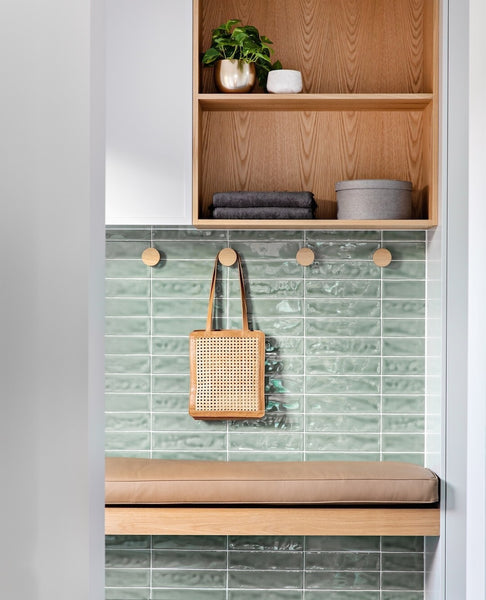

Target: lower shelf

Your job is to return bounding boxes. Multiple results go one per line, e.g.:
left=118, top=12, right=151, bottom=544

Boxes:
left=193, top=219, right=437, bottom=230
left=105, top=506, right=440, bottom=536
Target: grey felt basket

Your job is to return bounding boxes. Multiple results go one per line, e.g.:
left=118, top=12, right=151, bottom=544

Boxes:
left=336, top=179, right=412, bottom=220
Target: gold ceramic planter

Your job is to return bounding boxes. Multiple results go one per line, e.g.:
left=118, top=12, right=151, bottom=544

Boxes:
left=215, top=59, right=256, bottom=93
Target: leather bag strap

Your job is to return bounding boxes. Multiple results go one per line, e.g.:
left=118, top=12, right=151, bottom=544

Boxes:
left=205, top=252, right=249, bottom=332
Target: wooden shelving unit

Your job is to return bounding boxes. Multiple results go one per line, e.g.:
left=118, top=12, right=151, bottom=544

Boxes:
left=193, top=0, right=439, bottom=230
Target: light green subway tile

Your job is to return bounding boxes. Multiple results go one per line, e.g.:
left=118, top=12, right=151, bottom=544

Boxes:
left=230, top=260, right=303, bottom=280
left=105, top=549, right=151, bottom=568
left=105, top=588, right=150, bottom=600
left=308, top=242, right=379, bottom=261
left=305, top=593, right=379, bottom=600
left=152, top=337, right=189, bottom=356
left=306, top=376, right=380, bottom=394
left=266, top=375, right=304, bottom=394
left=151, top=569, right=226, bottom=588
left=307, top=261, right=380, bottom=280
left=305, top=536, right=380, bottom=552
left=152, top=413, right=226, bottom=432
left=229, top=536, right=303, bottom=551
left=152, top=394, right=191, bottom=412
left=106, top=227, right=151, bottom=241
left=382, top=396, right=425, bottom=414
left=383, top=231, right=425, bottom=242
left=153, top=228, right=227, bottom=241
left=381, top=593, right=423, bottom=600
left=153, top=590, right=226, bottom=600
left=158, top=241, right=229, bottom=260
left=105, top=356, right=150, bottom=374
left=266, top=395, right=303, bottom=412
left=305, top=551, right=380, bottom=571
left=106, top=241, right=151, bottom=259
left=305, top=571, right=379, bottom=590
left=229, top=591, right=302, bottom=600
left=105, top=432, right=150, bottom=451
left=152, top=549, right=227, bottom=569
left=382, top=415, right=424, bottom=433
left=105, top=336, right=150, bottom=355
left=306, top=230, right=381, bottom=241
left=152, top=279, right=218, bottom=299
left=306, top=452, right=380, bottom=461
left=305, top=395, right=380, bottom=413
left=305, top=338, right=381, bottom=357
left=265, top=336, right=304, bottom=356
left=382, top=434, right=424, bottom=453
left=229, top=299, right=302, bottom=318
left=105, top=279, right=151, bottom=297
left=105, top=394, right=150, bottom=412
left=382, top=537, right=424, bottom=553
left=305, top=279, right=380, bottom=298
left=105, top=569, right=150, bottom=588
left=105, top=413, right=150, bottom=432
left=152, top=318, right=206, bottom=336
left=152, top=356, right=189, bottom=375
left=382, top=376, right=425, bottom=394
left=152, top=374, right=189, bottom=395
left=228, top=432, right=303, bottom=452
left=382, top=338, right=425, bottom=356
left=229, top=317, right=303, bottom=337
left=105, top=374, right=150, bottom=393
left=152, top=260, right=216, bottom=279
left=265, top=357, right=304, bottom=375
left=306, top=299, right=380, bottom=318
left=306, top=433, right=379, bottom=452
left=381, top=572, right=424, bottom=591
left=382, top=261, right=426, bottom=280
left=228, top=451, right=304, bottom=461
left=383, top=358, right=425, bottom=375
left=382, top=281, right=425, bottom=299
left=382, top=553, right=424, bottom=572
left=382, top=319, right=425, bottom=337
left=230, top=279, right=303, bottom=298
left=229, top=570, right=302, bottom=589
left=229, top=230, right=304, bottom=241
left=305, top=318, right=381, bottom=338
left=105, top=450, right=151, bottom=458
left=229, top=551, right=303, bottom=571
left=306, top=414, right=379, bottom=433
left=151, top=451, right=227, bottom=461
left=230, top=241, right=301, bottom=260
left=152, top=432, right=227, bottom=451
left=153, top=298, right=217, bottom=318
left=104, top=535, right=154, bottom=549
left=105, top=317, right=150, bottom=335
left=382, top=300, right=425, bottom=318
left=152, top=536, right=227, bottom=550
left=229, top=413, right=303, bottom=431
left=106, top=298, right=150, bottom=317
left=382, top=453, right=424, bottom=466
left=306, top=357, right=380, bottom=376
left=106, top=260, right=151, bottom=278
left=384, top=242, right=426, bottom=261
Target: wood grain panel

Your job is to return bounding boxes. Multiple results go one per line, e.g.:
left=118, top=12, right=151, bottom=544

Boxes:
left=106, top=506, right=440, bottom=536
left=199, top=110, right=428, bottom=219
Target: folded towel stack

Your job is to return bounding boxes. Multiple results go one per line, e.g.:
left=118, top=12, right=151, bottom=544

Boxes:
left=211, top=191, right=316, bottom=219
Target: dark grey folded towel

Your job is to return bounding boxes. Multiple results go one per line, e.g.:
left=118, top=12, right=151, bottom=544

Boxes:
left=213, top=191, right=315, bottom=209
left=211, top=207, right=315, bottom=219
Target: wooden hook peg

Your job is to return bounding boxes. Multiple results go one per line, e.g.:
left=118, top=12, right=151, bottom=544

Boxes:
left=296, top=247, right=315, bottom=266
left=218, top=247, right=238, bottom=266
left=141, top=247, right=161, bottom=267
left=373, top=248, right=392, bottom=268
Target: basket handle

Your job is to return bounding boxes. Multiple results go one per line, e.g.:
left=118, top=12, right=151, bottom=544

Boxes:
left=206, top=252, right=249, bottom=332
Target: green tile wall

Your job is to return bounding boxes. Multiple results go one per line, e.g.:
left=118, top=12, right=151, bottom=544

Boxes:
left=105, top=227, right=427, bottom=599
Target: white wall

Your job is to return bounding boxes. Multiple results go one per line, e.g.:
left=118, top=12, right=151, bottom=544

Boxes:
left=0, top=1, right=105, bottom=598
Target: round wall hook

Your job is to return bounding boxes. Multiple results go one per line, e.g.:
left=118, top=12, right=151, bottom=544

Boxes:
left=218, top=247, right=238, bottom=266
left=296, top=247, right=315, bottom=266
left=373, top=248, right=392, bottom=267
left=141, top=247, right=161, bottom=267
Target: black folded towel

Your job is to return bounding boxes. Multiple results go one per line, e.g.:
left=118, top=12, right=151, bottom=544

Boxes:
left=211, top=206, right=315, bottom=219
left=212, top=191, right=315, bottom=209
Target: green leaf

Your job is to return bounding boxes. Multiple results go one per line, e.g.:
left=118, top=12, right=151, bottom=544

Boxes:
left=201, top=47, right=221, bottom=65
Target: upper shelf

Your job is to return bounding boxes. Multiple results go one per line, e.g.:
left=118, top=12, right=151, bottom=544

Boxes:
left=198, top=93, right=435, bottom=112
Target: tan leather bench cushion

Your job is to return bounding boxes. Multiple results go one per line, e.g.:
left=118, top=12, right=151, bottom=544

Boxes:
left=105, top=458, right=439, bottom=506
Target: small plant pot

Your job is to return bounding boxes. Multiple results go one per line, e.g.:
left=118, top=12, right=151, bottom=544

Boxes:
left=215, top=59, right=256, bottom=93
left=335, top=179, right=413, bottom=220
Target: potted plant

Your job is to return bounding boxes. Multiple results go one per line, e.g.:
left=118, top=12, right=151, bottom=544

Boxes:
left=202, top=19, right=282, bottom=92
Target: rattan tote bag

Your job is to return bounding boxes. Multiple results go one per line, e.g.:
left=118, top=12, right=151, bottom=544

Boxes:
left=189, top=252, right=265, bottom=420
